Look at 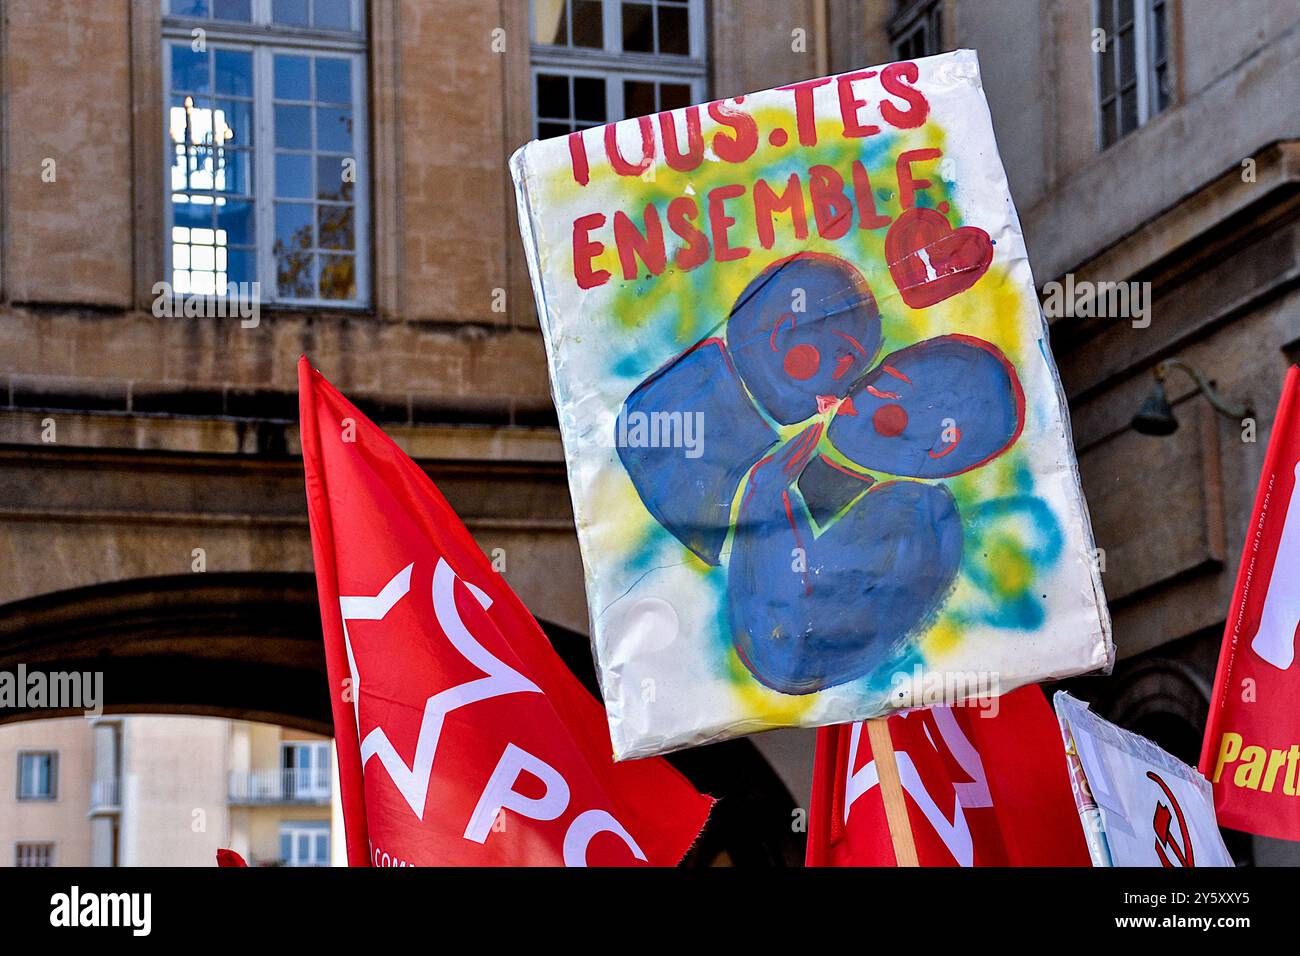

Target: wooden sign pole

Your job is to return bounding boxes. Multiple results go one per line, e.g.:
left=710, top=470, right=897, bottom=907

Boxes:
left=866, top=717, right=919, bottom=867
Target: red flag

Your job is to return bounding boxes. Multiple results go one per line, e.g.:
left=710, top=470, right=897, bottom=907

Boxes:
left=298, top=357, right=712, bottom=866
left=807, top=686, right=1090, bottom=866
left=1200, top=366, right=1300, bottom=839
left=216, top=848, right=247, bottom=867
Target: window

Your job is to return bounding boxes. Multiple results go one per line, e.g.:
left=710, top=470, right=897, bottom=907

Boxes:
left=280, top=820, right=330, bottom=866
left=889, top=0, right=944, bottom=61
left=530, top=0, right=707, bottom=138
left=1095, top=0, right=1171, bottom=148
left=15, top=843, right=55, bottom=867
left=17, top=752, right=56, bottom=801
left=281, top=741, right=331, bottom=799
left=161, top=0, right=369, bottom=306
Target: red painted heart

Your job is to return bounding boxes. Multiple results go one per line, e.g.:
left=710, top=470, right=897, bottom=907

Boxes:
left=885, top=207, right=994, bottom=309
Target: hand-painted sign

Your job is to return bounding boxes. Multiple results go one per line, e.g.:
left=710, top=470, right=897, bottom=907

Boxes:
left=513, top=50, right=1113, bottom=759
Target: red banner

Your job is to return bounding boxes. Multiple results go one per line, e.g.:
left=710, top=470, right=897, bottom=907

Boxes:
left=299, top=357, right=713, bottom=865
left=807, top=686, right=1089, bottom=866
left=1201, top=365, right=1300, bottom=840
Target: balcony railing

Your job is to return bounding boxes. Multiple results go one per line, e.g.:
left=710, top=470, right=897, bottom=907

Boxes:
left=89, top=779, right=120, bottom=814
left=228, top=768, right=332, bottom=805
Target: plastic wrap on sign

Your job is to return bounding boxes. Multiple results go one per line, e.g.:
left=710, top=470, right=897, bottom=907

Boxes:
left=1056, top=692, right=1232, bottom=867
left=511, top=50, right=1113, bottom=760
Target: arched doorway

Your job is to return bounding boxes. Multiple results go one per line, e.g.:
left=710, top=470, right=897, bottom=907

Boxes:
left=0, top=575, right=803, bottom=865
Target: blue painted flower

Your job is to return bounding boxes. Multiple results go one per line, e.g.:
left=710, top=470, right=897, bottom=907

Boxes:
left=618, top=254, right=1024, bottom=693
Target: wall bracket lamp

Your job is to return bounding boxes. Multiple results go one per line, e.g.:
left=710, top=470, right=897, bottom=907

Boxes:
left=1131, top=358, right=1253, bottom=436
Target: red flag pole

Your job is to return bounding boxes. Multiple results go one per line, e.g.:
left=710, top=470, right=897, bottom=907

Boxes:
left=299, top=356, right=372, bottom=866
left=866, top=717, right=919, bottom=866
left=296, top=356, right=712, bottom=866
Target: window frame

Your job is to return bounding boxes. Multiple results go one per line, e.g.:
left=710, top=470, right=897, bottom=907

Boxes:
left=279, top=820, right=331, bottom=866
left=1093, top=0, right=1172, bottom=150
left=14, top=842, right=56, bottom=867
left=16, top=751, right=57, bottom=802
left=888, top=0, right=944, bottom=61
left=530, top=0, right=708, bottom=67
left=281, top=740, right=332, bottom=799
left=529, top=0, right=707, bottom=138
left=161, top=0, right=371, bottom=308
left=530, top=65, right=708, bottom=138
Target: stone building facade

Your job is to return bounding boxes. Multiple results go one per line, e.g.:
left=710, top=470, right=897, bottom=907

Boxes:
left=0, top=714, right=339, bottom=866
left=0, top=0, right=1297, bottom=863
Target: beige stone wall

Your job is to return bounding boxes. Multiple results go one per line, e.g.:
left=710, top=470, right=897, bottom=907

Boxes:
left=0, top=717, right=94, bottom=866
left=1072, top=284, right=1300, bottom=659
left=119, top=716, right=229, bottom=866
left=712, top=0, right=828, bottom=97
left=1, top=1, right=136, bottom=307
left=395, top=0, right=513, bottom=327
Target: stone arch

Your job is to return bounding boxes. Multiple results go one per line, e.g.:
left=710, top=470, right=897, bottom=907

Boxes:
left=1101, top=656, right=1212, bottom=768
left=0, top=573, right=330, bottom=731
left=0, top=574, right=804, bottom=864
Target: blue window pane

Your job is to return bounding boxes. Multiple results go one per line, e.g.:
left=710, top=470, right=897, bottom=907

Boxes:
left=317, top=254, right=353, bottom=299
left=226, top=248, right=256, bottom=285
left=280, top=833, right=291, bottom=862
left=315, top=59, right=351, bottom=105
left=171, top=46, right=210, bottom=94
left=316, top=156, right=353, bottom=201
left=278, top=252, right=315, bottom=298
left=215, top=100, right=253, bottom=147
left=18, top=754, right=52, bottom=799
left=214, top=50, right=252, bottom=97
left=176, top=97, right=218, bottom=156
left=320, top=254, right=356, bottom=300
left=318, top=205, right=354, bottom=250
left=314, top=0, right=352, bottom=30
left=274, top=55, right=311, bottom=101
left=170, top=150, right=190, bottom=194
left=214, top=149, right=252, bottom=195
left=172, top=197, right=212, bottom=230
left=316, top=108, right=352, bottom=151
left=276, top=153, right=312, bottom=198
left=213, top=0, right=252, bottom=20
left=273, top=0, right=310, bottom=26
left=171, top=0, right=209, bottom=15
left=275, top=202, right=314, bottom=251
left=217, top=200, right=255, bottom=245
left=275, top=105, right=312, bottom=149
